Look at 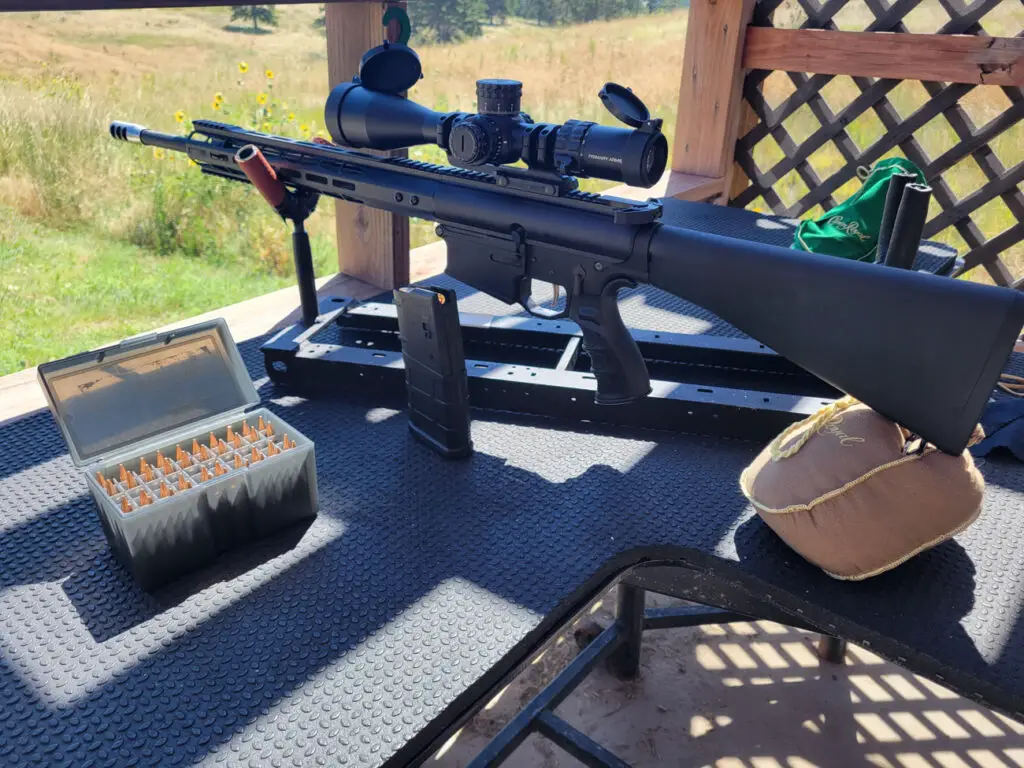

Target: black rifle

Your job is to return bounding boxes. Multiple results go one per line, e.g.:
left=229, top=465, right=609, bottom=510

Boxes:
left=109, top=93, right=1023, bottom=456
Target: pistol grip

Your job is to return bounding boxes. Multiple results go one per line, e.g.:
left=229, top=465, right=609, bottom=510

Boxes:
left=571, top=280, right=652, bottom=405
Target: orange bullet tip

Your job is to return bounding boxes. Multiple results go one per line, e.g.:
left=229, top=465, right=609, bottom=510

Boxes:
left=215, top=463, right=228, bottom=476
left=232, top=433, right=242, bottom=449
left=218, top=439, right=229, bottom=455
left=180, top=453, right=191, bottom=468
left=143, top=465, right=154, bottom=482
left=108, top=479, right=118, bottom=496
left=242, top=421, right=251, bottom=437
left=139, top=457, right=149, bottom=472
left=209, top=432, right=218, bottom=450
left=126, top=472, right=137, bottom=489
left=282, top=435, right=294, bottom=450
left=264, top=422, right=274, bottom=437
left=96, top=471, right=105, bottom=485
left=139, top=490, right=152, bottom=507
left=200, top=444, right=211, bottom=461
left=258, top=416, right=266, bottom=432
left=266, top=442, right=278, bottom=457
left=119, top=464, right=129, bottom=482
left=192, top=438, right=201, bottom=454
left=234, top=453, right=244, bottom=469
left=201, top=465, right=211, bottom=482
left=176, top=445, right=186, bottom=461
left=250, top=447, right=263, bottom=464
left=120, top=496, right=132, bottom=514
left=159, top=481, right=172, bottom=499
left=178, top=475, right=192, bottom=491
left=226, top=425, right=235, bottom=441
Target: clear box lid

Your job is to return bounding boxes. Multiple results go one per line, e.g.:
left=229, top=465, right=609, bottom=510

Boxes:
left=37, top=318, right=259, bottom=466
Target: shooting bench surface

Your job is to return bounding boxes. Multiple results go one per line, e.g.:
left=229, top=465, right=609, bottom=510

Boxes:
left=0, top=200, right=1020, bottom=766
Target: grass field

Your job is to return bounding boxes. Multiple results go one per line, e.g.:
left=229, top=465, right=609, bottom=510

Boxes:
left=0, top=2, right=1019, bottom=375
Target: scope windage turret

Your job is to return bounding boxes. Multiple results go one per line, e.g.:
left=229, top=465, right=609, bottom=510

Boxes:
left=324, top=76, right=667, bottom=188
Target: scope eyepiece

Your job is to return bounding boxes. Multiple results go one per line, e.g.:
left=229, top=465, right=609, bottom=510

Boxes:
left=324, top=68, right=667, bottom=188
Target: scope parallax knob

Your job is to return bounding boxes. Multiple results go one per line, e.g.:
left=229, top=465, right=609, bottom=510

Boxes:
left=476, top=79, right=522, bottom=116
left=448, top=121, right=491, bottom=165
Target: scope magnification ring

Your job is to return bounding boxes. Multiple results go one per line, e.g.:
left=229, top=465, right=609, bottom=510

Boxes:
left=553, top=120, right=592, bottom=173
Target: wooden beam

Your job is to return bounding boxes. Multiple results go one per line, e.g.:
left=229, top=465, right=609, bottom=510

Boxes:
left=743, top=27, right=1024, bottom=86
left=0, top=0, right=366, bottom=10
left=325, top=2, right=410, bottom=290
left=604, top=172, right=725, bottom=203
left=671, top=0, right=757, bottom=204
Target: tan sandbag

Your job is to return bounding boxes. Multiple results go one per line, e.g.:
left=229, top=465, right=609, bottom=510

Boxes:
left=739, top=397, right=985, bottom=580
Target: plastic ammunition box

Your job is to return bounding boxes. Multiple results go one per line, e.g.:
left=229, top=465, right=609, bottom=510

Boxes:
left=37, top=319, right=318, bottom=591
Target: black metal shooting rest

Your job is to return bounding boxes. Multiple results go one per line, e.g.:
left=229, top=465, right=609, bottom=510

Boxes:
left=0, top=200, right=1020, bottom=767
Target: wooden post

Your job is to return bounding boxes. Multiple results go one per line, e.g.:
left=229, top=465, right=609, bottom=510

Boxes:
left=325, top=1, right=410, bottom=289
left=671, top=0, right=757, bottom=204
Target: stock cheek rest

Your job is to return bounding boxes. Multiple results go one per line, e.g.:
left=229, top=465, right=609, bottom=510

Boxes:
left=739, top=399, right=985, bottom=581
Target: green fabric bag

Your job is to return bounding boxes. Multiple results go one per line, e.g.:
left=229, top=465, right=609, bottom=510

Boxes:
left=792, top=158, right=925, bottom=262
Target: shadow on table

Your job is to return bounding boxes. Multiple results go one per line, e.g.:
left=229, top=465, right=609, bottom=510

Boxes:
left=61, top=518, right=315, bottom=643
left=733, top=514, right=997, bottom=707
left=0, top=327, right=1019, bottom=765
left=0, top=409, right=72, bottom=484
left=0, top=391, right=754, bottom=767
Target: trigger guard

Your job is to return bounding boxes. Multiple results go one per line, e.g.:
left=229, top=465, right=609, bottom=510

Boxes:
left=603, top=277, right=638, bottom=296
left=519, top=280, right=569, bottom=319
left=520, top=295, right=568, bottom=319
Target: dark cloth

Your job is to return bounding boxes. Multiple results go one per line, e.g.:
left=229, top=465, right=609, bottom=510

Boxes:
left=972, top=398, right=1024, bottom=462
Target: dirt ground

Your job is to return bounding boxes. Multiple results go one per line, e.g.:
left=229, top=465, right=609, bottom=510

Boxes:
left=430, top=586, right=1024, bottom=768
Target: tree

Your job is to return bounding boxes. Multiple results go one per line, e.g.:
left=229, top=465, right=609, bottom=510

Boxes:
left=313, top=4, right=326, bottom=29
left=230, top=5, right=279, bottom=33
left=414, top=0, right=486, bottom=43
left=485, top=0, right=509, bottom=24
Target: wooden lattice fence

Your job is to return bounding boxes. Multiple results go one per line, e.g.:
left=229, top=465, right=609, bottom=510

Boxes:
left=731, top=0, right=1023, bottom=286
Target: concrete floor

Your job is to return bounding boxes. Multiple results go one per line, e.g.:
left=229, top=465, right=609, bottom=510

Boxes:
left=431, top=587, right=1024, bottom=768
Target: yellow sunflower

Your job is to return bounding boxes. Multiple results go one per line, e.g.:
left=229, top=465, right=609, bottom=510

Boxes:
left=212, top=101, right=221, bottom=111
left=265, top=69, right=274, bottom=80
left=299, top=124, right=309, bottom=133
left=174, top=110, right=186, bottom=123
left=287, top=112, right=295, bottom=122
left=238, top=61, right=249, bottom=74
left=214, top=92, right=224, bottom=103
left=262, top=122, right=271, bottom=131
left=256, top=93, right=268, bottom=106
left=152, top=148, right=165, bottom=159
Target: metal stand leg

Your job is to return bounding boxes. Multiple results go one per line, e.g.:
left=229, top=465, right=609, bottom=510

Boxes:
left=607, top=582, right=645, bottom=679
left=817, top=635, right=847, bottom=664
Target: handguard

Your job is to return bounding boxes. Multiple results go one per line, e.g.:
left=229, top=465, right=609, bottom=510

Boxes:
left=569, top=278, right=652, bottom=404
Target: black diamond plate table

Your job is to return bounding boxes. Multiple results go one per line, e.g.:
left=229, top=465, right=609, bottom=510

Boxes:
left=1, top=200, right=1019, bottom=767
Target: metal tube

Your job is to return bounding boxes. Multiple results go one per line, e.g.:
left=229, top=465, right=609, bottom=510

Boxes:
left=607, top=582, right=645, bottom=679
left=817, top=635, right=848, bottom=664
left=885, top=183, right=932, bottom=270
left=466, top=623, right=622, bottom=767
left=876, top=171, right=917, bottom=264
left=291, top=221, right=319, bottom=327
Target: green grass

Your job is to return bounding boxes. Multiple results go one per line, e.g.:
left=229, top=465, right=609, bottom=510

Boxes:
left=0, top=214, right=338, bottom=374
left=0, top=3, right=1019, bottom=376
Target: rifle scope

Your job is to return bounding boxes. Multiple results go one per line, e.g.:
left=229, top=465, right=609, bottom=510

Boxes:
left=325, top=62, right=667, bottom=188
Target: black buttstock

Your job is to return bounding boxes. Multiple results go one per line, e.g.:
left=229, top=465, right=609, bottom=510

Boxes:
left=649, top=224, right=1024, bottom=455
